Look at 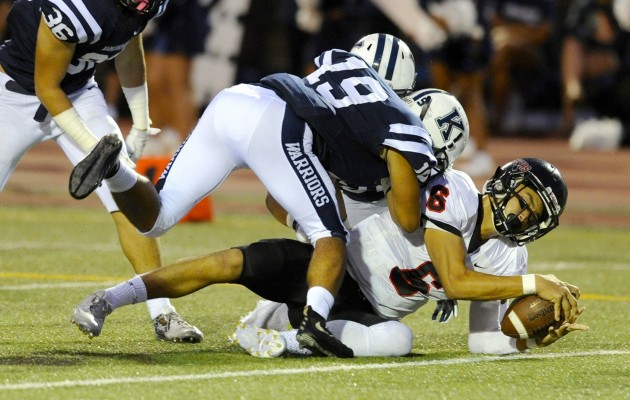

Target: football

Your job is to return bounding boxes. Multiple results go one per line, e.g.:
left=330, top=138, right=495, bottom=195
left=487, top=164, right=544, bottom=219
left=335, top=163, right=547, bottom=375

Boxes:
left=501, top=295, right=559, bottom=339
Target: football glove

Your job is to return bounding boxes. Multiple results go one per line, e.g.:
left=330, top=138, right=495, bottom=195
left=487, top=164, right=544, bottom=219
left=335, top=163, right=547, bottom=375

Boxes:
left=125, top=126, right=161, bottom=162
left=432, top=300, right=458, bottom=323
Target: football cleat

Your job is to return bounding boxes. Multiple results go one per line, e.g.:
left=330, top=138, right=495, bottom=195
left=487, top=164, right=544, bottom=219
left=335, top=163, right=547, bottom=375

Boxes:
left=70, top=290, right=113, bottom=338
left=69, top=134, right=122, bottom=200
left=296, top=306, right=354, bottom=358
left=229, top=323, right=287, bottom=358
left=153, top=312, right=204, bottom=343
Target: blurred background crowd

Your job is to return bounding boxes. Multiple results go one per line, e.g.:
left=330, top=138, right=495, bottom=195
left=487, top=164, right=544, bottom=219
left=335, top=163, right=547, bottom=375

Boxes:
left=3, top=0, right=630, bottom=177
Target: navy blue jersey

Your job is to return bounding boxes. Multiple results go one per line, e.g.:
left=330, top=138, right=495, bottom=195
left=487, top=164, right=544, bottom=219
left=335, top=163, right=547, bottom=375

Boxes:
left=0, top=0, right=168, bottom=94
left=261, top=49, right=436, bottom=186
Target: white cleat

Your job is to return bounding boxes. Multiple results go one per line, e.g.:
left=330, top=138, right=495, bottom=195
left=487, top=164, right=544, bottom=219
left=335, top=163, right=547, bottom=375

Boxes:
left=229, top=323, right=287, bottom=358
left=153, top=312, right=204, bottom=343
left=71, top=290, right=112, bottom=338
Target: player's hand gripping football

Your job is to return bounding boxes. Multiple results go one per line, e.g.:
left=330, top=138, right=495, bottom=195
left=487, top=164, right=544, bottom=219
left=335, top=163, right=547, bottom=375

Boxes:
left=125, top=126, right=161, bottom=162
left=536, top=312, right=589, bottom=349
left=535, top=274, right=582, bottom=324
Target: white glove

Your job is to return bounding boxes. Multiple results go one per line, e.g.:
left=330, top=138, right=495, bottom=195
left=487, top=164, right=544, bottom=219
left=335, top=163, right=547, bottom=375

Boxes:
left=125, top=126, right=161, bottom=162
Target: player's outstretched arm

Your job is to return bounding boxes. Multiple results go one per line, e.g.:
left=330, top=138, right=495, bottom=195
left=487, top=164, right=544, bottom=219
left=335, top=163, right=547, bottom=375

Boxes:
left=425, top=228, right=584, bottom=326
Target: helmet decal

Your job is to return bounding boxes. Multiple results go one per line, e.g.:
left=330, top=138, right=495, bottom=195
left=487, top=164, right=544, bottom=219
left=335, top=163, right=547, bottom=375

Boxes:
left=403, top=89, right=470, bottom=171
left=435, top=107, right=465, bottom=143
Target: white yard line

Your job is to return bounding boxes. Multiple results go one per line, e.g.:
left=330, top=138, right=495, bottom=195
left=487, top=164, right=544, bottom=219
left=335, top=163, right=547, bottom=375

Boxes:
left=0, top=350, right=627, bottom=391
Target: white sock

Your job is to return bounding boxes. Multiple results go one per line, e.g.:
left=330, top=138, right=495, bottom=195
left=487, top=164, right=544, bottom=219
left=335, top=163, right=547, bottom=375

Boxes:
left=146, top=298, right=176, bottom=320
left=105, top=275, right=148, bottom=309
left=106, top=162, right=138, bottom=193
left=306, top=286, right=334, bottom=320
left=280, top=330, right=312, bottom=356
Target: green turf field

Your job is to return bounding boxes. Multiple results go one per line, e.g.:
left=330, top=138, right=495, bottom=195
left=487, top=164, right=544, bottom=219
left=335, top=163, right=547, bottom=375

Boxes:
left=0, top=206, right=628, bottom=399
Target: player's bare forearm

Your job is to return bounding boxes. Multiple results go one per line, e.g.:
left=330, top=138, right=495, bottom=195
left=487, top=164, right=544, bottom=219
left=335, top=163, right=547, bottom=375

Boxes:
left=425, top=228, right=524, bottom=300
left=33, top=16, right=75, bottom=116
left=385, top=148, right=420, bottom=232
left=115, top=35, right=146, bottom=87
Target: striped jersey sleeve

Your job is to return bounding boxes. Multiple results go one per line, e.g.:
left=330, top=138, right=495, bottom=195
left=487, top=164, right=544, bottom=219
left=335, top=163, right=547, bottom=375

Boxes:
left=40, top=0, right=102, bottom=44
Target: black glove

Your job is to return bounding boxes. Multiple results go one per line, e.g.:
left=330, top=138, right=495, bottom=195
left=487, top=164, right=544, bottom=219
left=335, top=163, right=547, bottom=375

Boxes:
left=431, top=300, right=458, bottom=323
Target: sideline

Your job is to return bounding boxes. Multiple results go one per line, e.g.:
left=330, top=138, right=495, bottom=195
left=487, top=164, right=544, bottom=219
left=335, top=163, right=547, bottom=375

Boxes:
left=0, top=350, right=628, bottom=391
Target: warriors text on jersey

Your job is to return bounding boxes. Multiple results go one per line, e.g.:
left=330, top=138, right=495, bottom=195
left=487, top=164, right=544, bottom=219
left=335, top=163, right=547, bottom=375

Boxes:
left=0, top=0, right=167, bottom=94
left=260, top=49, right=436, bottom=187
left=346, top=169, right=527, bottom=320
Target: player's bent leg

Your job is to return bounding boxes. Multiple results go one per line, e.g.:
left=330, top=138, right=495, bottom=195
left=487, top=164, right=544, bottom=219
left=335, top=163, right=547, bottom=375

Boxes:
left=69, top=133, right=123, bottom=199
left=239, top=300, right=291, bottom=331
left=111, top=211, right=204, bottom=343
left=327, top=320, right=413, bottom=357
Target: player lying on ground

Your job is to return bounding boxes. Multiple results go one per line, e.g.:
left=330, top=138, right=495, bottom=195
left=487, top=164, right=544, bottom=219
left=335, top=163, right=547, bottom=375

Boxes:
left=71, top=157, right=587, bottom=356
left=67, top=37, right=443, bottom=357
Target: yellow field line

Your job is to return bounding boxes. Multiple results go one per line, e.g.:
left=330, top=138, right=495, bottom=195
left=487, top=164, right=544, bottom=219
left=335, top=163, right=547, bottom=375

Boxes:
left=0, top=271, right=128, bottom=282
left=1, top=271, right=629, bottom=301
left=580, top=293, right=630, bottom=302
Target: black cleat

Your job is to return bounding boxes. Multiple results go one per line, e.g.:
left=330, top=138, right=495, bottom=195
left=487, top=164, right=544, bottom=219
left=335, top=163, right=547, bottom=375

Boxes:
left=296, top=306, right=354, bottom=358
left=69, top=134, right=122, bottom=199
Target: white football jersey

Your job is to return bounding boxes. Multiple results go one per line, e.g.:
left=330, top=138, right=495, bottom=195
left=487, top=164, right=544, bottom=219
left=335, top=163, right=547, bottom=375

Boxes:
left=346, top=169, right=527, bottom=320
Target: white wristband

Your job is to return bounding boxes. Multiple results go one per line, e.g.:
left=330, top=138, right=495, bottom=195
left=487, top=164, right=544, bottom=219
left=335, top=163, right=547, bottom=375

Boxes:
left=122, top=84, right=149, bottom=130
left=525, top=338, right=538, bottom=349
left=522, top=274, right=537, bottom=295
left=53, top=108, right=98, bottom=152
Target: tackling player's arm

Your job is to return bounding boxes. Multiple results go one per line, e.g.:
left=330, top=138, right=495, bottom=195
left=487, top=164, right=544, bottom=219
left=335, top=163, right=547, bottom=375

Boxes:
left=383, top=147, right=420, bottom=233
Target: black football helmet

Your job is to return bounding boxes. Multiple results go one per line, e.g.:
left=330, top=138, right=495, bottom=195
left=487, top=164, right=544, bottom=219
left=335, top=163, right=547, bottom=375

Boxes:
left=483, top=158, right=568, bottom=245
left=118, top=0, right=160, bottom=14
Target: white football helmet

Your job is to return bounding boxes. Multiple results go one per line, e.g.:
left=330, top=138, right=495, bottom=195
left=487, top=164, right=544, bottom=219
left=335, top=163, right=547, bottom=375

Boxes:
left=404, top=89, right=469, bottom=171
left=350, top=33, right=416, bottom=96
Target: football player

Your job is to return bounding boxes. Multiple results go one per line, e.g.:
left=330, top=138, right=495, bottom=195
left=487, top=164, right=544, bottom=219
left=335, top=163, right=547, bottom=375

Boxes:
left=68, top=42, right=439, bottom=357
left=71, top=158, right=587, bottom=357
left=0, top=0, right=202, bottom=342
left=329, top=34, right=469, bottom=227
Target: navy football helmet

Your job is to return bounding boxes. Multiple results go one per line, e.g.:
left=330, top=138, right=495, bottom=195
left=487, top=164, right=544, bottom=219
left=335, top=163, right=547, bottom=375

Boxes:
left=484, top=158, right=568, bottom=245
